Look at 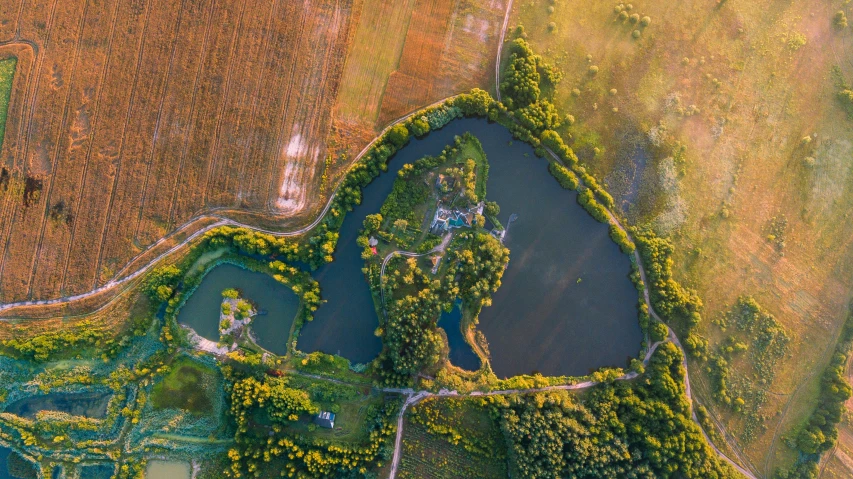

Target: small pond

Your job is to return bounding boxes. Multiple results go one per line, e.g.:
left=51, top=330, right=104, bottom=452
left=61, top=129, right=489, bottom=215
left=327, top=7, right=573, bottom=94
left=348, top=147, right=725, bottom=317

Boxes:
left=5, top=391, right=111, bottom=419
left=79, top=464, right=115, bottom=479
left=299, top=118, right=642, bottom=377
left=439, top=303, right=480, bottom=372
left=146, top=460, right=191, bottom=479
left=177, top=263, right=300, bottom=355
left=0, top=447, right=36, bottom=479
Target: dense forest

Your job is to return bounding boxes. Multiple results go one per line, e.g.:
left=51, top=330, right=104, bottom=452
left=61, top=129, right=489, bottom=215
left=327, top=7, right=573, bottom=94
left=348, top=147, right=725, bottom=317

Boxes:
left=490, top=343, right=739, bottom=479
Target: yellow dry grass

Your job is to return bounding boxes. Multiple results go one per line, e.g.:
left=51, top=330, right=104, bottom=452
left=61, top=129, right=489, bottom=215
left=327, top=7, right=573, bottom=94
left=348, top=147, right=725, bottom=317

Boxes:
left=511, top=0, right=853, bottom=474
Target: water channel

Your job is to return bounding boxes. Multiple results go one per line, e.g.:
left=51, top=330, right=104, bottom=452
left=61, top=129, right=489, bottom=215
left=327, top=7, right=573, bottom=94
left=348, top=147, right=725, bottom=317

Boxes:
left=439, top=303, right=480, bottom=372
left=5, top=391, right=111, bottom=419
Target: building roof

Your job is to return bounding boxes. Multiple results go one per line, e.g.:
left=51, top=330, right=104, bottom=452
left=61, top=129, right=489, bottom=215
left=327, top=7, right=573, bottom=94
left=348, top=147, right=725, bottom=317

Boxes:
left=315, top=411, right=336, bottom=428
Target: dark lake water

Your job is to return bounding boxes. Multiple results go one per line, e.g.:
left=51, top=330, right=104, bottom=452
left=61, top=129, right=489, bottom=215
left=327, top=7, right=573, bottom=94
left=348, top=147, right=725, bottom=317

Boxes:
left=79, top=464, right=114, bottom=479
left=177, top=263, right=299, bottom=355
left=298, top=118, right=641, bottom=377
left=0, top=447, right=35, bottom=479
left=5, top=391, right=111, bottom=419
left=439, top=303, right=480, bottom=371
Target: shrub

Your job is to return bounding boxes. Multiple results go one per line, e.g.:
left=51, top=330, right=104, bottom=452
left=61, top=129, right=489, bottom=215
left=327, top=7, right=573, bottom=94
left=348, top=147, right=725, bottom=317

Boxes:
left=387, top=124, right=410, bottom=148
left=410, top=116, right=430, bottom=137
left=577, top=189, right=609, bottom=223
left=838, top=89, right=853, bottom=118
left=548, top=162, right=579, bottom=190
left=835, top=10, right=848, bottom=29
left=640, top=16, right=651, bottom=27
left=501, top=39, right=541, bottom=107
left=629, top=13, right=640, bottom=24
left=547, top=22, right=557, bottom=32
left=618, top=10, right=628, bottom=21
left=650, top=322, right=668, bottom=342
left=547, top=5, right=554, bottom=14
left=609, top=224, right=636, bottom=254
left=632, top=30, right=641, bottom=39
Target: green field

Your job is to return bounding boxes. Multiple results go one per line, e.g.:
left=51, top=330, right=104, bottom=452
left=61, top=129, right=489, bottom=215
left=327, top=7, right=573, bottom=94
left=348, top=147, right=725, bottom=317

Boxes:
left=151, top=356, right=219, bottom=415
left=0, top=57, right=16, bottom=153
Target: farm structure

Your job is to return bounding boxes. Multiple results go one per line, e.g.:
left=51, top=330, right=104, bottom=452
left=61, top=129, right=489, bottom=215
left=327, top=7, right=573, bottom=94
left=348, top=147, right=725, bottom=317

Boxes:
left=0, top=0, right=355, bottom=303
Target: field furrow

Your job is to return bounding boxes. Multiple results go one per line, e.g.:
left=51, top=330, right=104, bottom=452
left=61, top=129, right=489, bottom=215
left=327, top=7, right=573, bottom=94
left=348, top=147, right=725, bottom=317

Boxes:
left=95, top=0, right=182, bottom=286
left=0, top=0, right=87, bottom=302
left=203, top=0, right=274, bottom=207
left=0, top=0, right=24, bottom=42
left=134, top=0, right=212, bottom=247
left=170, top=0, right=243, bottom=225
left=84, top=0, right=152, bottom=287
left=271, top=0, right=353, bottom=213
left=163, top=0, right=216, bottom=231
left=29, top=0, right=117, bottom=300
left=17, top=0, right=56, bottom=44
left=239, top=0, right=307, bottom=209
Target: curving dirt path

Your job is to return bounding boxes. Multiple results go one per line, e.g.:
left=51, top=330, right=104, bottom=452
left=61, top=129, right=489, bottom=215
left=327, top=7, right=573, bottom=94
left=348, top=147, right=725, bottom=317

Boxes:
left=0, top=96, right=460, bottom=315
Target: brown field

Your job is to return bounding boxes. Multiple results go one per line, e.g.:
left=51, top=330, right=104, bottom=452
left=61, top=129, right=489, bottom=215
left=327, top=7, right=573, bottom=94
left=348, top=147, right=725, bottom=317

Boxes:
left=0, top=0, right=506, bottom=306
left=377, top=0, right=506, bottom=125
left=0, top=0, right=355, bottom=304
left=511, top=0, right=853, bottom=474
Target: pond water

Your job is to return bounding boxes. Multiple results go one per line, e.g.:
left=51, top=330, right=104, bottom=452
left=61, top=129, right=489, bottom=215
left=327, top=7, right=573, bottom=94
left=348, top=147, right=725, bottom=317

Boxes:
left=438, top=303, right=480, bottom=372
left=146, top=460, right=191, bottom=479
left=177, top=263, right=300, bottom=355
left=299, top=118, right=641, bottom=377
left=79, top=464, right=115, bottom=479
left=5, top=391, right=111, bottom=419
left=0, top=447, right=35, bottom=479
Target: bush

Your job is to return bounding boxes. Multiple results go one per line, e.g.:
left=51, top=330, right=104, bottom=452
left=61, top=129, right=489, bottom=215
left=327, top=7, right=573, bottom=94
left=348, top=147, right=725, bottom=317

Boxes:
left=629, top=13, right=639, bottom=24
left=640, top=16, right=651, bottom=27
left=548, top=162, right=579, bottom=190
left=501, top=39, right=541, bottom=107
left=632, top=29, right=641, bottom=39
left=588, top=65, right=599, bottom=75
left=609, top=224, right=636, bottom=254
left=835, top=10, right=848, bottom=29
left=576, top=189, right=609, bottom=223
left=650, top=322, right=668, bottom=342
left=838, top=89, right=853, bottom=118
left=387, top=124, right=410, bottom=148
left=547, top=22, right=557, bottom=32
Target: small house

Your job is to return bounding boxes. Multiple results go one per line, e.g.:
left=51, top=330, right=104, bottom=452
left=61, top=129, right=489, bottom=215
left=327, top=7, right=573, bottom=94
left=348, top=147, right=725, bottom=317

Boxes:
left=315, top=411, right=336, bottom=429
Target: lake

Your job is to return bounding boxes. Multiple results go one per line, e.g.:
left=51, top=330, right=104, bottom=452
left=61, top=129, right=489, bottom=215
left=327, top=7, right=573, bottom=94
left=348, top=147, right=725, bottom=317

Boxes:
left=299, top=117, right=642, bottom=377
left=5, top=391, right=111, bottom=419
left=177, top=263, right=300, bottom=355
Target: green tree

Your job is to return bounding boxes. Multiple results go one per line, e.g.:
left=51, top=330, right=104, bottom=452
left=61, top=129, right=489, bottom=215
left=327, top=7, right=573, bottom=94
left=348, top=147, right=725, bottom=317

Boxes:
left=387, top=124, right=410, bottom=148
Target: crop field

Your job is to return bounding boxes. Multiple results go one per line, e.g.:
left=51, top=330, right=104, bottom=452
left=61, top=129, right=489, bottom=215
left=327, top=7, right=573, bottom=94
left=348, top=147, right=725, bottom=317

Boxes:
left=0, top=0, right=355, bottom=304
left=510, top=0, right=853, bottom=474
left=0, top=56, right=15, bottom=152
left=332, top=0, right=507, bottom=164
left=398, top=398, right=507, bottom=479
